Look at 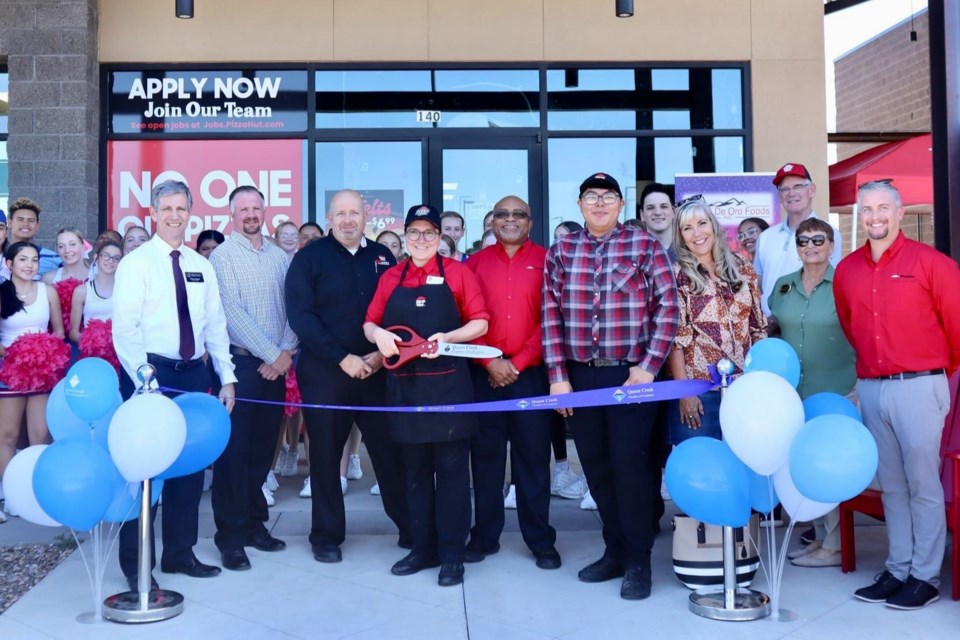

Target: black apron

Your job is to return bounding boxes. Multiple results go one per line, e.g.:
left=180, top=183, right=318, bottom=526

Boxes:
left=381, top=255, right=477, bottom=444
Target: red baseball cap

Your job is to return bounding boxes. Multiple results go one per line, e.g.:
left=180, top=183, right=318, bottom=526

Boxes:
left=772, top=163, right=812, bottom=186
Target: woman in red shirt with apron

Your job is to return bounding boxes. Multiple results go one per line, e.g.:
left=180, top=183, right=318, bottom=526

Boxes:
left=364, top=204, right=489, bottom=587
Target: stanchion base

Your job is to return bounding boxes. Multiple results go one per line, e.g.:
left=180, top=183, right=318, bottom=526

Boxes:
left=689, top=587, right=771, bottom=621
left=102, top=589, right=184, bottom=624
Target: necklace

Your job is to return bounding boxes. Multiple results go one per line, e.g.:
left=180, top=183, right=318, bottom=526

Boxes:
left=15, top=283, right=34, bottom=301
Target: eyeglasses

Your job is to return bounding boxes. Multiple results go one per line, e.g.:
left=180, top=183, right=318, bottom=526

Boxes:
left=581, top=193, right=621, bottom=205
left=98, top=254, right=122, bottom=264
left=492, top=209, right=531, bottom=220
left=277, top=233, right=298, bottom=240
left=676, top=194, right=705, bottom=209
left=796, top=234, right=828, bottom=247
left=858, top=178, right=894, bottom=190
left=736, top=227, right=760, bottom=241
left=405, top=229, right=439, bottom=242
left=777, top=182, right=812, bottom=195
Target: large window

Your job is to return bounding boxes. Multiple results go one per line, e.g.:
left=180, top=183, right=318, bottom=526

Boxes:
left=0, top=65, right=8, bottom=213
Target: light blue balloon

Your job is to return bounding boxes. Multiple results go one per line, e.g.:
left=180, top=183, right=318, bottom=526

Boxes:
left=46, top=379, right=90, bottom=441
left=63, top=358, right=120, bottom=422
left=33, top=439, right=117, bottom=530
left=743, top=338, right=801, bottom=388
left=803, top=392, right=862, bottom=422
left=789, top=414, right=879, bottom=503
left=157, top=393, right=231, bottom=480
left=102, top=476, right=164, bottom=524
left=748, top=469, right=779, bottom=514
left=91, top=393, right=123, bottom=451
left=665, top=438, right=751, bottom=527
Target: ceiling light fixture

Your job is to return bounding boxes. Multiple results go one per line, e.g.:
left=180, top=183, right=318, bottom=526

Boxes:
left=616, top=0, right=634, bottom=18
left=176, top=0, right=194, bottom=19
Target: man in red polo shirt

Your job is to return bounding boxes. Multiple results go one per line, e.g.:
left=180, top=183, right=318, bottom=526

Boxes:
left=835, top=180, right=960, bottom=610
left=464, top=195, right=561, bottom=570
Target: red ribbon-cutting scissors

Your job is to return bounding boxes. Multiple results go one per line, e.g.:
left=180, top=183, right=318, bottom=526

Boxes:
left=382, top=325, right=503, bottom=370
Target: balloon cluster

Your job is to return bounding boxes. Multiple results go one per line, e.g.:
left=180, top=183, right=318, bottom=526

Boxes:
left=1, top=358, right=231, bottom=531
left=666, top=337, right=878, bottom=527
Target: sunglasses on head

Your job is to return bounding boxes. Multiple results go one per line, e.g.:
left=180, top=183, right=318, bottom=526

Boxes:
left=676, top=194, right=705, bottom=209
left=795, top=234, right=828, bottom=247
left=858, top=178, right=894, bottom=190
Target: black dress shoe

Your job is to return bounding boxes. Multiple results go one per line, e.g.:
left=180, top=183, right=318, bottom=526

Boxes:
left=312, top=545, right=343, bottom=563
left=620, top=567, right=652, bottom=600
left=532, top=547, right=562, bottom=570
left=160, top=556, right=222, bottom=578
left=577, top=555, right=624, bottom=583
left=438, top=562, right=464, bottom=586
left=391, top=551, right=441, bottom=576
left=221, top=548, right=252, bottom=571
left=246, top=532, right=286, bottom=552
left=398, top=536, right=413, bottom=550
left=125, top=574, right=159, bottom=591
left=463, top=541, right=500, bottom=563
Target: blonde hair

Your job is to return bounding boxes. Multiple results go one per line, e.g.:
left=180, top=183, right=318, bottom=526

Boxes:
left=673, top=202, right=744, bottom=294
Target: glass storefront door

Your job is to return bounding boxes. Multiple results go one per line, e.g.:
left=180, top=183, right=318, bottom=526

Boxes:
left=430, top=137, right=542, bottom=252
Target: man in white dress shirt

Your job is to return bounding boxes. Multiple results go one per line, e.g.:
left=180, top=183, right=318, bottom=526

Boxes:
left=112, top=179, right=237, bottom=590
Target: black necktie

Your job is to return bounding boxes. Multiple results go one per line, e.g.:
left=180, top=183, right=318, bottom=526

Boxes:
left=170, top=250, right=196, bottom=361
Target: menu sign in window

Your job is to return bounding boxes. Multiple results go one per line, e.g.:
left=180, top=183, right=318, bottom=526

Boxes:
left=107, top=69, right=309, bottom=135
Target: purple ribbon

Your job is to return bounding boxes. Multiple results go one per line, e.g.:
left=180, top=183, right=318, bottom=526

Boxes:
left=161, top=378, right=715, bottom=413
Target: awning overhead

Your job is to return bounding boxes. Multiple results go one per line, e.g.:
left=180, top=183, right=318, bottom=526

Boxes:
left=829, top=134, right=933, bottom=207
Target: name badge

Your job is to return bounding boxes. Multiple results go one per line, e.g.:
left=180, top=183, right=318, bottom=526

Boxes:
left=185, top=272, right=204, bottom=283
left=426, top=275, right=445, bottom=285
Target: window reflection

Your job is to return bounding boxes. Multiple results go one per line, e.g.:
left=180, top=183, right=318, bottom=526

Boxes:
left=654, top=137, right=694, bottom=184
left=712, top=69, right=743, bottom=129
left=0, top=69, right=9, bottom=135
left=713, top=136, right=745, bottom=173
left=547, top=138, right=637, bottom=231
left=315, top=141, right=422, bottom=238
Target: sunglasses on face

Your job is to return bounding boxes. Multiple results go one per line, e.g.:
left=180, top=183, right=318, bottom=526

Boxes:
left=795, top=235, right=827, bottom=247
left=492, top=209, right=531, bottom=220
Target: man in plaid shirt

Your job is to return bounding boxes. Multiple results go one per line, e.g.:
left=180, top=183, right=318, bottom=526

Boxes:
left=542, top=172, right=679, bottom=600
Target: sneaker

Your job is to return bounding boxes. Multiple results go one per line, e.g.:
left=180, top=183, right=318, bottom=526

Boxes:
left=346, top=454, right=363, bottom=480
left=504, top=485, right=517, bottom=509
left=265, top=470, right=280, bottom=492
left=262, top=484, right=275, bottom=507
left=787, top=540, right=822, bottom=560
left=660, top=477, right=671, bottom=501
left=884, top=576, right=940, bottom=610
left=580, top=490, right=597, bottom=510
left=558, top=475, right=588, bottom=500
left=340, top=476, right=348, bottom=496
left=791, top=547, right=841, bottom=567
left=0, top=509, right=6, bottom=524
left=370, top=483, right=381, bottom=496
left=551, top=467, right=577, bottom=496
left=202, top=468, right=213, bottom=492
left=854, top=570, right=905, bottom=603
left=299, top=477, right=312, bottom=499
left=274, top=445, right=289, bottom=474
left=281, top=447, right=299, bottom=477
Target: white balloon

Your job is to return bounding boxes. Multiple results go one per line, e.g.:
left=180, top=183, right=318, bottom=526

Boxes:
left=773, top=465, right=838, bottom=522
left=719, top=371, right=805, bottom=476
left=108, top=394, right=186, bottom=482
left=1, top=445, right=61, bottom=527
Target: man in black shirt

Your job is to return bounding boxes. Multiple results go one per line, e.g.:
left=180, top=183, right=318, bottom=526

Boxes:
left=286, top=189, right=410, bottom=562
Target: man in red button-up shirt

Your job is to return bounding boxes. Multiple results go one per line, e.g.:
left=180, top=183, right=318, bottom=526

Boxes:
left=835, top=180, right=960, bottom=610
left=465, top=195, right=561, bottom=570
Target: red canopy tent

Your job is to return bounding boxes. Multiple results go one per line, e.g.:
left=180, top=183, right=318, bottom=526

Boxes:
left=829, top=133, right=933, bottom=207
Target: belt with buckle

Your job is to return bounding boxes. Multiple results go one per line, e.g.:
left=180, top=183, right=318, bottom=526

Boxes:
left=229, top=345, right=254, bottom=357
left=872, top=368, right=946, bottom=381
left=147, top=353, right=205, bottom=371
left=585, top=358, right=634, bottom=368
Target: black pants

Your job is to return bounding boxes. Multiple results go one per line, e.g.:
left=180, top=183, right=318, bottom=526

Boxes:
left=118, top=355, right=213, bottom=577
left=567, top=361, right=657, bottom=569
left=211, top=354, right=285, bottom=552
left=298, top=355, right=409, bottom=550
left=469, top=365, right=555, bottom=553
left=402, top=439, right=471, bottom=563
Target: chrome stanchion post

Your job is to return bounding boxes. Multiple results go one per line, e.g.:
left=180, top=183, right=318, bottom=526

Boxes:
left=688, top=359, right=771, bottom=622
left=103, top=364, right=184, bottom=623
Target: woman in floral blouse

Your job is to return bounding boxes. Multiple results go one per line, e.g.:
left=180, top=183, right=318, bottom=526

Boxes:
left=667, top=198, right=766, bottom=443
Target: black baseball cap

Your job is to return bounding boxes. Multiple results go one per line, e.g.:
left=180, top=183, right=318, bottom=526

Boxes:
left=404, top=204, right=441, bottom=229
left=579, top=173, right=622, bottom=198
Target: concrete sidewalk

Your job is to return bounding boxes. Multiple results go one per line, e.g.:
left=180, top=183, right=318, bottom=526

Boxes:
left=0, top=451, right=955, bottom=639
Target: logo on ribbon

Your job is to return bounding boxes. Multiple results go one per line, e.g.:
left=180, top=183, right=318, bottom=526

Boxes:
left=612, top=389, right=626, bottom=402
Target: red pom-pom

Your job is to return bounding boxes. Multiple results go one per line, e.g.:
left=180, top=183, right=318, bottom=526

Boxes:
left=53, top=278, right=84, bottom=335
left=284, top=367, right=301, bottom=417
left=78, top=319, right=121, bottom=374
left=0, top=332, right=71, bottom=392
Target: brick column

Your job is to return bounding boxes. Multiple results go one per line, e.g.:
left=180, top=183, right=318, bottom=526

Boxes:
left=0, top=0, right=99, bottom=245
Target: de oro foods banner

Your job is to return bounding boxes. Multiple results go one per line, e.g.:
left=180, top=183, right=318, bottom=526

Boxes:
left=107, top=139, right=306, bottom=242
